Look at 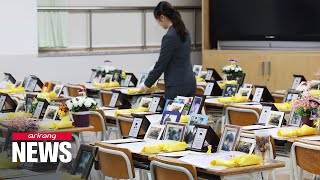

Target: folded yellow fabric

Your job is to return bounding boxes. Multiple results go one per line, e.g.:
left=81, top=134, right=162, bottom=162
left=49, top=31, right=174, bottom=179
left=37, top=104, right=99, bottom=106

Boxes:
left=277, top=125, right=319, bottom=138
left=0, top=85, right=25, bottom=94
left=179, top=115, right=190, bottom=123
left=40, top=116, right=73, bottom=130
left=218, top=80, right=238, bottom=89
left=196, top=77, right=204, bottom=82
left=127, top=86, right=158, bottom=95
left=37, top=92, right=58, bottom=99
left=210, top=154, right=262, bottom=168
left=218, top=94, right=248, bottom=103
left=163, top=141, right=188, bottom=152
left=114, top=107, right=149, bottom=116
left=93, top=81, right=120, bottom=88
left=309, top=90, right=320, bottom=97
left=274, top=102, right=292, bottom=111
left=141, top=144, right=163, bottom=154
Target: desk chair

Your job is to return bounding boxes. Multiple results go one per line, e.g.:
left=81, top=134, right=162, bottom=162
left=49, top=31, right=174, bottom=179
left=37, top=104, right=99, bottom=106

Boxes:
left=291, top=141, right=320, bottom=180
left=150, top=156, right=198, bottom=180
left=100, top=90, right=121, bottom=107
left=116, top=114, right=145, bottom=139
left=196, top=86, right=205, bottom=95
left=271, top=93, right=284, bottom=103
left=65, top=84, right=87, bottom=97
left=88, top=110, right=109, bottom=141
left=223, top=105, right=261, bottom=131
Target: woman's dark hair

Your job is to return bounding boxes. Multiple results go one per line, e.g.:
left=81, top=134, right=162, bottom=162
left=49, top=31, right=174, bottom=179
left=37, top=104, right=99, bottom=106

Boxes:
left=154, top=1, right=188, bottom=41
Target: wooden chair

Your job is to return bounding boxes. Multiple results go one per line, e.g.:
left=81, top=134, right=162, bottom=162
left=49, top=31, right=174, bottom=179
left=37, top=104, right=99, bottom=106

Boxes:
left=116, top=114, right=146, bottom=139
left=149, top=156, right=198, bottom=180
left=223, top=105, right=261, bottom=131
left=291, top=141, right=320, bottom=180
left=99, top=90, right=120, bottom=107
left=97, top=145, right=135, bottom=180
left=88, top=110, right=108, bottom=141
left=196, top=86, right=205, bottom=95
left=65, top=84, right=87, bottom=97
left=271, top=93, right=284, bottom=103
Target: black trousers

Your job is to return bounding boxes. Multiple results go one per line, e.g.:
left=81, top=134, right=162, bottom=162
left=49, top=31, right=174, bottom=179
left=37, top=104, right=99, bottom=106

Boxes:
left=165, top=83, right=196, bottom=100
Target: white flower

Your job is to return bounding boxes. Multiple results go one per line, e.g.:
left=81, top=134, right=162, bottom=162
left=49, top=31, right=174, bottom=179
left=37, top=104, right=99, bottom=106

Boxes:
left=109, top=66, right=116, bottom=71
left=72, top=99, right=78, bottom=107
left=238, top=67, right=242, bottom=71
left=66, top=101, right=73, bottom=110
left=78, top=98, right=84, bottom=107
left=84, top=100, right=92, bottom=108
left=235, top=69, right=238, bottom=72
left=231, top=67, right=235, bottom=71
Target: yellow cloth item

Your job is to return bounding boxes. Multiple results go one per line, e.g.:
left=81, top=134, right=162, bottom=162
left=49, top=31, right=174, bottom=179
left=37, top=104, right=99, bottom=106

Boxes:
left=93, top=81, right=120, bottom=88
left=179, top=115, right=190, bottom=123
left=127, top=86, right=158, bottom=95
left=277, top=125, right=319, bottom=138
left=210, top=154, right=262, bottom=168
left=162, top=142, right=188, bottom=152
left=114, top=107, right=149, bottom=116
left=141, top=144, right=163, bottom=154
left=40, top=117, right=73, bottom=130
left=207, top=145, right=212, bottom=154
left=274, top=102, right=292, bottom=111
left=196, top=77, right=204, bottom=82
left=309, top=90, right=320, bottom=97
left=218, top=80, right=238, bottom=89
left=218, top=94, right=248, bottom=103
left=0, top=85, right=25, bottom=94
left=37, top=92, right=58, bottom=99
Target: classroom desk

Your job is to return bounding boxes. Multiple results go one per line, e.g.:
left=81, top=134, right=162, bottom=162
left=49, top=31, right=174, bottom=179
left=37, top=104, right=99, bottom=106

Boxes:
left=96, top=140, right=285, bottom=179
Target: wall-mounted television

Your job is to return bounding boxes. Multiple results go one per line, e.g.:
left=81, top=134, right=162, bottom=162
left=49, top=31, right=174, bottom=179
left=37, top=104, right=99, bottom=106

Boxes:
left=210, top=0, right=320, bottom=48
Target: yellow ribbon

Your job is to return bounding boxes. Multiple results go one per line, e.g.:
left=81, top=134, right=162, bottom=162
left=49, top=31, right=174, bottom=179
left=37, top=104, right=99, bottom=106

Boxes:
left=274, top=102, right=292, bottom=111
left=218, top=94, right=248, bottom=103
left=210, top=154, right=262, bottom=168
left=114, top=107, right=149, bottom=116
left=179, top=115, right=190, bottom=123
left=0, top=85, right=25, bottom=94
left=218, top=80, right=238, bottom=89
left=141, top=141, right=188, bottom=154
left=93, top=81, right=120, bottom=88
left=277, top=125, right=319, bottom=138
left=127, top=86, right=158, bottom=95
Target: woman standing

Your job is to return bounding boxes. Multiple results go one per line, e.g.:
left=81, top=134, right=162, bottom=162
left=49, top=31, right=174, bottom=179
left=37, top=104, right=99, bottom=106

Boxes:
left=140, top=1, right=196, bottom=99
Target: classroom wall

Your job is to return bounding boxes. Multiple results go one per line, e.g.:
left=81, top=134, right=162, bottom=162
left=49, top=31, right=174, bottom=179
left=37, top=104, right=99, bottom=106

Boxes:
left=0, top=0, right=202, bottom=84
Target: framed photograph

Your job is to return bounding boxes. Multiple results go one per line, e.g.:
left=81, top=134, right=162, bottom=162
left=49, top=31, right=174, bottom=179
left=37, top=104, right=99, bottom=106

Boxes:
left=123, top=74, right=132, bottom=87
left=32, top=98, right=49, bottom=119
left=52, top=84, right=64, bottom=96
left=235, top=137, right=255, bottom=154
left=292, top=74, right=306, bottom=90
left=218, top=124, right=242, bottom=152
left=193, top=65, right=202, bottom=77
left=222, top=84, right=239, bottom=97
left=204, top=80, right=222, bottom=96
left=88, top=69, right=97, bottom=83
left=175, top=96, right=193, bottom=104
left=3, top=73, right=16, bottom=84
left=137, top=73, right=148, bottom=88
left=184, top=113, right=209, bottom=147
left=309, top=80, right=320, bottom=90
left=71, top=144, right=95, bottom=180
left=258, top=106, right=272, bottom=124
left=191, top=127, right=207, bottom=150
left=25, top=94, right=37, bottom=113
left=0, top=93, right=17, bottom=112
left=163, top=99, right=174, bottom=112
left=160, top=111, right=181, bottom=125
left=266, top=111, right=284, bottom=128
left=283, top=90, right=301, bottom=103
left=237, top=87, right=252, bottom=99
left=243, top=83, right=253, bottom=89
left=205, top=69, right=213, bottom=81
left=149, top=96, right=161, bottom=113
left=189, top=95, right=206, bottom=115
left=139, top=97, right=153, bottom=109
left=15, top=101, right=26, bottom=112
left=144, top=124, right=165, bottom=140
left=103, top=74, right=113, bottom=84
left=288, top=109, right=302, bottom=127
left=26, top=77, right=37, bottom=92
left=168, top=103, right=185, bottom=113
left=22, top=76, right=31, bottom=88
left=112, top=70, right=122, bottom=83
left=109, top=92, right=119, bottom=107
left=128, top=117, right=143, bottom=138
left=231, top=73, right=246, bottom=86
left=253, top=85, right=274, bottom=102
left=163, top=122, right=186, bottom=141
left=14, top=81, right=22, bottom=88
left=206, top=68, right=223, bottom=81
left=43, top=106, right=59, bottom=121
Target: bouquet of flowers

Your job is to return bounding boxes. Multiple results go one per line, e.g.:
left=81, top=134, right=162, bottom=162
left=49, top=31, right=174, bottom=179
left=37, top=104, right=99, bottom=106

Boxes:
left=7, top=117, right=38, bottom=132
left=221, top=59, right=243, bottom=75
left=66, top=97, right=97, bottom=112
left=292, top=95, right=318, bottom=116
left=58, top=103, right=69, bottom=118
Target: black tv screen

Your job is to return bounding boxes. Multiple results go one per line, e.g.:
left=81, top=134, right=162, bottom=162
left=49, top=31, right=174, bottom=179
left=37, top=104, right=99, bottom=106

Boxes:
left=210, top=0, right=320, bottom=48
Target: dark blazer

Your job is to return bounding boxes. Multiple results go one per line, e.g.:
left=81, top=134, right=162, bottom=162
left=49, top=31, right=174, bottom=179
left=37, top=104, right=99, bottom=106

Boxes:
left=144, top=26, right=196, bottom=99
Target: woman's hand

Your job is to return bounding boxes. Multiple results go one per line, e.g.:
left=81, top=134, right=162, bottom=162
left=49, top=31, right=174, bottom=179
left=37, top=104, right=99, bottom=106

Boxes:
left=138, top=83, right=149, bottom=93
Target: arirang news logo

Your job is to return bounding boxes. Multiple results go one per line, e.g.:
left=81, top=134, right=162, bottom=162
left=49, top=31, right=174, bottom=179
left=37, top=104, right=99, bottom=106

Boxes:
left=11, top=132, right=72, bottom=163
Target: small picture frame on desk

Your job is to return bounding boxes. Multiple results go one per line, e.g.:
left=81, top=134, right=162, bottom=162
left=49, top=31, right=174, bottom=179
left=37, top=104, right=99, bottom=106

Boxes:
left=15, top=101, right=26, bottom=112
left=167, top=102, right=185, bottom=113
left=71, top=144, right=95, bottom=180
left=283, top=90, right=301, bottom=103
left=288, top=109, right=302, bottom=127
left=292, top=74, right=307, bottom=90
left=137, top=73, right=148, bottom=88
left=149, top=96, right=162, bottom=113
left=128, top=117, right=144, bottom=138
left=138, top=97, right=153, bottom=109
left=204, top=80, right=222, bottom=96
left=103, top=74, right=113, bottom=84
left=112, top=70, right=122, bottom=83
left=243, top=83, right=253, bottom=89
left=258, top=106, right=272, bottom=124
left=163, top=122, right=186, bottom=142
left=237, top=87, right=252, bottom=99
left=25, top=76, right=43, bottom=92
left=193, top=65, right=202, bottom=77
left=144, top=124, right=165, bottom=140
left=0, top=93, right=17, bottom=113
left=109, top=92, right=120, bottom=108
left=191, top=124, right=220, bottom=152
left=3, top=73, right=16, bottom=84
left=205, top=68, right=222, bottom=81
left=160, top=111, right=181, bottom=125
left=52, top=84, right=64, bottom=97
left=43, top=106, right=59, bottom=121
left=235, top=137, right=255, bottom=154
left=231, top=73, right=246, bottom=86
left=32, top=98, right=50, bottom=119
left=266, top=111, right=284, bottom=128
left=88, top=69, right=97, bottom=83
left=218, top=124, right=241, bottom=152
left=222, top=84, right=239, bottom=97
left=184, top=113, right=209, bottom=147
left=252, top=85, right=274, bottom=102
left=110, top=89, right=131, bottom=109
left=188, top=95, right=206, bottom=115
left=123, top=73, right=138, bottom=87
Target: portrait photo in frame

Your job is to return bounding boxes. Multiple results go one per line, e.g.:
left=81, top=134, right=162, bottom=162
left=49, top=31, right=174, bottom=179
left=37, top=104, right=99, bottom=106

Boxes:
left=163, top=122, right=186, bottom=142
left=231, top=73, right=246, bottom=86
left=160, top=111, right=181, bottom=125
left=184, top=113, right=209, bottom=147
left=136, top=73, right=148, bottom=88
left=71, top=144, right=95, bottom=180
left=283, top=90, right=301, bottom=103
left=112, top=70, right=122, bottom=83
left=138, top=97, right=153, bottom=109
left=222, top=84, right=239, bottom=97
left=292, top=74, right=306, bottom=90
left=218, top=125, right=242, bottom=152
left=144, top=124, right=165, bottom=140
left=0, top=93, right=17, bottom=113
left=266, top=111, right=284, bottom=128
left=288, top=109, right=302, bottom=127
left=52, top=84, right=64, bottom=97
left=205, top=68, right=222, bottom=81
left=252, top=85, right=274, bottom=102
left=193, top=65, right=202, bottom=77
left=43, top=106, right=59, bottom=121
left=235, top=137, right=255, bottom=154
left=204, top=80, right=222, bottom=96
left=189, top=95, right=206, bottom=115
left=237, top=87, right=252, bottom=99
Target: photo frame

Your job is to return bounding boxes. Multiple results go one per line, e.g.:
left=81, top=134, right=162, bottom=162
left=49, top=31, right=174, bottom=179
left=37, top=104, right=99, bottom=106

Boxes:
left=144, top=124, right=165, bottom=140
left=292, top=74, right=307, bottom=90
left=71, top=144, right=95, bottom=180
left=112, top=70, right=122, bottom=83
left=15, top=101, right=26, bottom=112
left=0, top=93, right=17, bottom=113
left=191, top=124, right=220, bottom=151
left=52, top=84, right=64, bottom=97
left=102, top=74, right=113, bottom=84
left=204, top=80, right=222, bottom=96
left=160, top=111, right=181, bottom=125
left=136, top=73, right=148, bottom=88
left=266, top=111, right=284, bottom=128
left=184, top=114, right=209, bottom=148
left=110, top=89, right=131, bottom=109
left=167, top=102, right=185, bottom=113
left=258, top=106, right=272, bottom=124
left=26, top=76, right=43, bottom=92
left=88, top=69, right=97, bottom=83
left=308, top=80, right=320, bottom=90
left=222, top=84, right=239, bottom=97
left=217, top=124, right=242, bottom=152
left=243, top=83, right=253, bottom=89
left=149, top=96, right=164, bottom=113
left=193, top=65, right=202, bottom=77
left=235, top=137, right=255, bottom=154
left=231, top=73, right=246, bottom=86
left=123, top=73, right=138, bottom=87
left=206, top=68, right=222, bottom=81
left=283, top=90, right=301, bottom=103
left=128, top=117, right=143, bottom=138
left=188, top=95, right=206, bottom=115
left=32, top=98, right=50, bottom=119
left=288, top=109, right=302, bottom=127
left=109, top=92, right=120, bottom=108
left=43, top=106, right=59, bottom=121
left=237, top=87, right=252, bottom=99
left=252, top=85, right=274, bottom=102
left=138, top=97, right=153, bottom=109
left=3, top=73, right=16, bottom=84
left=163, top=122, right=186, bottom=142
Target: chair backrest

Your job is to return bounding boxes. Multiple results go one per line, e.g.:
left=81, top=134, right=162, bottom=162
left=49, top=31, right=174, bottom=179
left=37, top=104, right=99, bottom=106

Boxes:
left=196, top=86, right=205, bottom=95
left=100, top=90, right=120, bottom=107
left=65, top=84, right=87, bottom=97
left=98, top=145, right=135, bottom=179
left=89, top=110, right=107, bottom=141
left=291, top=141, right=320, bottom=177
left=225, top=105, right=260, bottom=128
left=150, top=156, right=197, bottom=180
left=271, top=94, right=284, bottom=103
left=116, top=115, right=145, bottom=138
